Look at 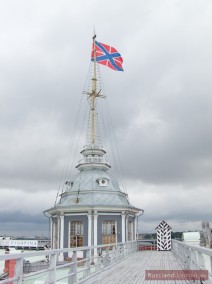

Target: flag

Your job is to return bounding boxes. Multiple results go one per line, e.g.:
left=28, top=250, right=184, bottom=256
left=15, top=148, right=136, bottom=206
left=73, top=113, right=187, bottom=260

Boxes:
left=91, top=41, right=124, bottom=71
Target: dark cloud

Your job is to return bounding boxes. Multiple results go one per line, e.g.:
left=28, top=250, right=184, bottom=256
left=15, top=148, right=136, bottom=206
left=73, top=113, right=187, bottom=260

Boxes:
left=0, top=211, right=47, bottom=224
left=0, top=211, right=49, bottom=237
left=0, top=0, right=212, bottom=235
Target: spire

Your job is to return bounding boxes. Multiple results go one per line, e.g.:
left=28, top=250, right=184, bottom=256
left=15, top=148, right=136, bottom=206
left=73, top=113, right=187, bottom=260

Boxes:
left=91, top=33, right=97, bottom=144
left=86, top=34, right=105, bottom=145
left=77, top=35, right=110, bottom=171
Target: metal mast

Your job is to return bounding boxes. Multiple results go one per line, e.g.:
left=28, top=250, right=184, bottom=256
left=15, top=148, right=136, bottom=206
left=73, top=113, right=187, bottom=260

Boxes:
left=91, top=34, right=97, bottom=144
left=83, top=34, right=105, bottom=144
left=89, top=34, right=105, bottom=144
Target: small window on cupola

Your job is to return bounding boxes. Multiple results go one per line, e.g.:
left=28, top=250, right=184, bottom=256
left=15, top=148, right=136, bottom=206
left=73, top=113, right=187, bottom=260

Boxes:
left=65, top=181, right=73, bottom=190
left=97, top=178, right=109, bottom=187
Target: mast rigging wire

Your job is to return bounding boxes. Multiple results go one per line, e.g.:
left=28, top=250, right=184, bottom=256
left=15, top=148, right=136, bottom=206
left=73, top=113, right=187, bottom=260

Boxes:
left=54, top=92, right=84, bottom=205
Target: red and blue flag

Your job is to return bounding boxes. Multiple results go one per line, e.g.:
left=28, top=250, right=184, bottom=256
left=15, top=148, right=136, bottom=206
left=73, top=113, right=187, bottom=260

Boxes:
left=91, top=41, right=124, bottom=71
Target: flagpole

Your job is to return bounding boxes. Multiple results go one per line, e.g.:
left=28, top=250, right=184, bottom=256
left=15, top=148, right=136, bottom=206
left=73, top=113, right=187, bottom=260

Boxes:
left=91, top=34, right=97, bottom=144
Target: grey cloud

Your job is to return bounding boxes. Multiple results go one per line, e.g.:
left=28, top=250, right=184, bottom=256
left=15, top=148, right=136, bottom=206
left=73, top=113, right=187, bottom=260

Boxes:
left=0, top=0, right=212, bottom=235
left=0, top=211, right=47, bottom=224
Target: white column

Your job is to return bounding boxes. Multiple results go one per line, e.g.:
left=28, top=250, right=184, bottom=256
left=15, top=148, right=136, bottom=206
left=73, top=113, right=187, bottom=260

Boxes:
left=121, top=213, right=126, bottom=243
left=52, top=220, right=56, bottom=249
left=60, top=214, right=64, bottom=249
left=136, top=216, right=139, bottom=240
left=134, top=218, right=137, bottom=240
left=59, top=214, right=64, bottom=261
left=126, top=215, right=128, bottom=242
left=87, top=212, right=92, bottom=247
left=57, top=216, right=60, bottom=249
left=50, top=218, right=53, bottom=248
left=93, top=211, right=98, bottom=256
left=93, top=212, right=98, bottom=246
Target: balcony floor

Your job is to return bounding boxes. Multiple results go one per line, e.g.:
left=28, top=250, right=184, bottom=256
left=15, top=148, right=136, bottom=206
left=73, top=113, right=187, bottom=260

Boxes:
left=83, top=251, right=189, bottom=284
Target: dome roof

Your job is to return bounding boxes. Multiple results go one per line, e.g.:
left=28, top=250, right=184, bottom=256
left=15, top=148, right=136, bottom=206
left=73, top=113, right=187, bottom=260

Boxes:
left=47, top=168, right=139, bottom=212
left=66, top=168, right=121, bottom=192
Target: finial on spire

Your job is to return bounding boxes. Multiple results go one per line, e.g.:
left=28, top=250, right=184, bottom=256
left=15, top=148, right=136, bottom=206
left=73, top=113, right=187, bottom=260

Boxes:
left=93, top=26, right=96, bottom=40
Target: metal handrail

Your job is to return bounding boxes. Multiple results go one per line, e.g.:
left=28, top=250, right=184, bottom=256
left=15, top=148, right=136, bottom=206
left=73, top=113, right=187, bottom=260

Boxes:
left=78, top=157, right=110, bottom=165
left=172, top=239, right=212, bottom=282
left=0, top=240, right=137, bottom=284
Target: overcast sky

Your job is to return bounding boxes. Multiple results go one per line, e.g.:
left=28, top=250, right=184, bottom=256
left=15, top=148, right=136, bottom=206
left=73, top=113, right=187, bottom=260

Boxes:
left=0, top=0, right=212, bottom=237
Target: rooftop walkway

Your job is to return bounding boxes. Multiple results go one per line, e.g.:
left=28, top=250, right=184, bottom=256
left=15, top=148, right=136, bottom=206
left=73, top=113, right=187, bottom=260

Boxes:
left=83, top=250, right=188, bottom=284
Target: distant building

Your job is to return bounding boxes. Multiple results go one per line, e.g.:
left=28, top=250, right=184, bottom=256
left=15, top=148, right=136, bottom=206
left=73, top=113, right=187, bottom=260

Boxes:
left=182, top=232, right=200, bottom=247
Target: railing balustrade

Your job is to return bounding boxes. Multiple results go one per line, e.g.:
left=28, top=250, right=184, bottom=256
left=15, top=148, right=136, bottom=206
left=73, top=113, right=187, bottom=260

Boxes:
left=0, top=241, right=137, bottom=284
left=137, top=239, right=157, bottom=251
left=83, top=144, right=104, bottom=151
left=172, top=239, right=212, bottom=283
left=78, top=157, right=110, bottom=165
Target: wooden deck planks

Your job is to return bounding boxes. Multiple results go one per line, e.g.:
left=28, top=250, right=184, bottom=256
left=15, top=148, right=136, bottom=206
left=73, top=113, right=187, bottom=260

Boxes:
left=83, top=251, right=188, bottom=284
